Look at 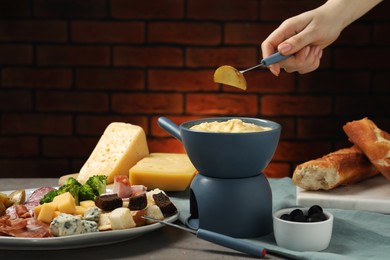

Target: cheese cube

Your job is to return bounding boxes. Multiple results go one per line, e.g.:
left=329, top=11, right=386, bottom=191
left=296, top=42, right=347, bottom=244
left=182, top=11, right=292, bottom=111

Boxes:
left=53, top=211, right=61, bottom=218
left=77, top=122, right=149, bottom=184
left=53, top=192, right=76, bottom=214
left=34, top=204, right=43, bottom=218
left=84, top=207, right=100, bottom=222
left=37, top=203, right=56, bottom=223
left=50, top=213, right=83, bottom=237
left=130, top=153, right=197, bottom=191
left=74, top=206, right=86, bottom=216
left=145, top=205, right=164, bottom=224
left=80, top=200, right=96, bottom=208
left=81, top=220, right=99, bottom=233
left=109, top=208, right=136, bottom=230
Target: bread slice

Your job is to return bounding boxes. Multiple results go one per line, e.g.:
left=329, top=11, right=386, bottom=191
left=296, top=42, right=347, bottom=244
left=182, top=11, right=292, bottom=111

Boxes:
left=77, top=122, right=149, bottom=184
left=343, top=117, right=390, bottom=181
left=293, top=146, right=378, bottom=190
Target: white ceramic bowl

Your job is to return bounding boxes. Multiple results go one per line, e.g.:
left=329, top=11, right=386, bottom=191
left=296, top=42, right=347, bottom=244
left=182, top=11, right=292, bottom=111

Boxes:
left=273, top=207, right=333, bottom=251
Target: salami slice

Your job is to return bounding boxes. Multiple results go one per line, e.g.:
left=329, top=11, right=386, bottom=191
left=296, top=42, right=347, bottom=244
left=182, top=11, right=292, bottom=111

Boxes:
left=25, top=187, right=55, bottom=206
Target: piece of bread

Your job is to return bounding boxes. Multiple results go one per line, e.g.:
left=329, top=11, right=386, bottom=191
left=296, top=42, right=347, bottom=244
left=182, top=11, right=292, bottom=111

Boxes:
left=343, top=117, right=390, bottom=181
left=293, top=146, right=378, bottom=190
left=77, top=122, right=149, bottom=184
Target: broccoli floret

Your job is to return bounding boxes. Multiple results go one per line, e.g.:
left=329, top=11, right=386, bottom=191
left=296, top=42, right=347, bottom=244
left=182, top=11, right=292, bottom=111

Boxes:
left=58, top=184, right=80, bottom=205
left=79, top=184, right=96, bottom=201
left=39, top=189, right=59, bottom=204
left=86, top=175, right=107, bottom=196
left=65, top=177, right=82, bottom=187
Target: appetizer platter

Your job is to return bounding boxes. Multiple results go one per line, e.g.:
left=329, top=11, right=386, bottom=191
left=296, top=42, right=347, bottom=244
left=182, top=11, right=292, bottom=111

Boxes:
left=0, top=177, right=179, bottom=250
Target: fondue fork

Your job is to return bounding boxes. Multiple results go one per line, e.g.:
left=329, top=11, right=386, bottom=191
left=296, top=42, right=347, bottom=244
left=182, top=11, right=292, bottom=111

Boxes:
left=142, top=216, right=266, bottom=258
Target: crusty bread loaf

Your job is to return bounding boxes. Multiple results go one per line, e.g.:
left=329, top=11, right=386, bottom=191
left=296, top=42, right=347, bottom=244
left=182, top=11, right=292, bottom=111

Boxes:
left=343, top=117, right=390, bottom=181
left=293, top=146, right=378, bottom=190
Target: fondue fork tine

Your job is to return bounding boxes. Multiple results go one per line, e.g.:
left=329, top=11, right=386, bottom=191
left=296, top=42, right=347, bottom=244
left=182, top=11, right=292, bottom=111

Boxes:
left=142, top=216, right=266, bottom=258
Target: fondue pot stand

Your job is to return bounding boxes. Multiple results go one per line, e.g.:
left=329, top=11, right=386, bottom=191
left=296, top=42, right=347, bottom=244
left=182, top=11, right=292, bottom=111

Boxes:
left=158, top=117, right=281, bottom=238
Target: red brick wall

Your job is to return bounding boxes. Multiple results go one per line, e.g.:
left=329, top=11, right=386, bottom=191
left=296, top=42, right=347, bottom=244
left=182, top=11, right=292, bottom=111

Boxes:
left=1, top=0, right=389, bottom=178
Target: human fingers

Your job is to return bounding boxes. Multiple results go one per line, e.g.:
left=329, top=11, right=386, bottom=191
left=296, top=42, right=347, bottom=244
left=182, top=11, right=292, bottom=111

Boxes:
left=281, top=46, right=322, bottom=74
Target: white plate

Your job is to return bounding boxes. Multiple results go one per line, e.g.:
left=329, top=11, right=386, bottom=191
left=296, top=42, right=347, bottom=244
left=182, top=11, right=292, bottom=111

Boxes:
left=0, top=188, right=179, bottom=250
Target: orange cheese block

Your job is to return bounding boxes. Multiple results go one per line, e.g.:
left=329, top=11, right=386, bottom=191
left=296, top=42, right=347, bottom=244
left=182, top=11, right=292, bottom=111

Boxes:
left=129, top=153, right=197, bottom=191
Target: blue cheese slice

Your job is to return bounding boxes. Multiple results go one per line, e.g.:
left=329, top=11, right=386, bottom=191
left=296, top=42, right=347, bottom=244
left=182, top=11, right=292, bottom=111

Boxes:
left=84, top=207, right=100, bottom=223
left=50, top=213, right=83, bottom=237
left=81, top=220, right=99, bottom=233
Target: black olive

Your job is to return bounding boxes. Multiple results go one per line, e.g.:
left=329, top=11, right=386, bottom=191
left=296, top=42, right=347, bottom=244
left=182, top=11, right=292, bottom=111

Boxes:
left=280, top=214, right=293, bottom=221
left=290, top=209, right=304, bottom=218
left=308, top=205, right=323, bottom=217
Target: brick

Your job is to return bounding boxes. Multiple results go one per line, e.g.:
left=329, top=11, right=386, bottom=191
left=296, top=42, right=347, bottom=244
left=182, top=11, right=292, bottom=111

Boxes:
left=0, top=159, right=70, bottom=178
left=298, top=71, right=371, bottom=93
left=186, top=93, right=258, bottom=115
left=2, top=114, right=72, bottom=135
left=112, top=93, right=183, bottom=114
left=334, top=23, right=370, bottom=46
left=373, top=23, right=390, bottom=45
left=273, top=141, right=331, bottom=162
left=34, top=0, right=107, bottom=18
left=0, top=20, right=67, bottom=42
left=36, top=91, right=109, bottom=112
left=224, top=23, right=276, bottom=45
left=43, top=137, right=97, bottom=157
left=0, top=90, right=32, bottom=111
left=37, top=45, right=110, bottom=66
left=150, top=115, right=205, bottom=137
left=334, top=96, right=390, bottom=116
left=111, top=0, right=183, bottom=19
left=0, top=0, right=30, bottom=17
left=188, top=0, right=257, bottom=21
left=223, top=70, right=295, bottom=93
left=148, top=138, right=185, bottom=153
left=2, top=68, right=72, bottom=88
left=71, top=21, right=144, bottom=43
left=186, top=47, right=257, bottom=68
left=297, top=117, right=348, bottom=139
left=264, top=116, right=295, bottom=139
left=148, top=70, right=218, bottom=92
left=0, top=137, right=38, bottom=157
left=76, top=69, right=144, bottom=90
left=259, top=0, right=324, bottom=21
left=264, top=162, right=291, bottom=178
left=75, top=115, right=148, bottom=135
left=114, top=47, right=182, bottom=67
left=0, top=44, right=32, bottom=64
left=373, top=72, right=390, bottom=92
left=334, top=47, right=390, bottom=69
left=261, top=95, right=332, bottom=116
left=148, top=22, right=220, bottom=45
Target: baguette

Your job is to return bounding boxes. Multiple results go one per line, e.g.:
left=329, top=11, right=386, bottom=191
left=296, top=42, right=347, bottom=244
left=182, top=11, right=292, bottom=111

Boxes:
left=343, top=117, right=390, bottom=181
left=293, top=146, right=378, bottom=190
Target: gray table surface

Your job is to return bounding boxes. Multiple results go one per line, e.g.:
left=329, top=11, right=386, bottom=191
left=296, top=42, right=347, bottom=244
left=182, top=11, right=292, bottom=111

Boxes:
left=0, top=178, right=286, bottom=260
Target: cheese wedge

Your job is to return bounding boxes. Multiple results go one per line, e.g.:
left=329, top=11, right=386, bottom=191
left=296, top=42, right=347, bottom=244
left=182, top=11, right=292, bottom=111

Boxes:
left=129, top=153, right=197, bottom=191
left=78, top=122, right=149, bottom=184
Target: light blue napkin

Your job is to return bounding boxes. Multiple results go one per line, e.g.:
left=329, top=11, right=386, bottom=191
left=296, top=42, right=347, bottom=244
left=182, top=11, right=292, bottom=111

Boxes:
left=170, top=177, right=390, bottom=260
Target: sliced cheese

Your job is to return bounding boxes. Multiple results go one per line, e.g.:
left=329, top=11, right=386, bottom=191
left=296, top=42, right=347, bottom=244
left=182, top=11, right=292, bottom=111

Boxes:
left=129, top=153, right=197, bottom=191
left=78, top=122, right=149, bottom=184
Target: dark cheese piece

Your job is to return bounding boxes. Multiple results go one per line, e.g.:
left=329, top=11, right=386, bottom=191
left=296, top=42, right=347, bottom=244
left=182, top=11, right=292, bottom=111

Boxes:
left=152, top=192, right=177, bottom=217
left=129, top=193, right=147, bottom=210
left=95, top=194, right=122, bottom=211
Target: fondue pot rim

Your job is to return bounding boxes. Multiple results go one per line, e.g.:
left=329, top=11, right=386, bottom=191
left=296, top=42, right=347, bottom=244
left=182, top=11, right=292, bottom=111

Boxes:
left=179, top=116, right=281, bottom=134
